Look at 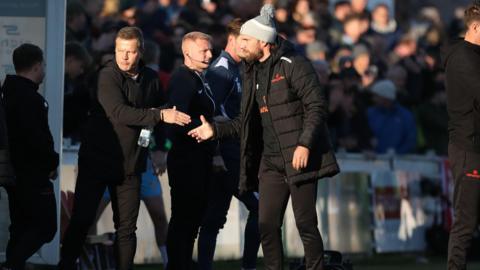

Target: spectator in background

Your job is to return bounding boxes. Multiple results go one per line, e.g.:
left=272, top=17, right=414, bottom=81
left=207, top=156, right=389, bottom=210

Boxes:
left=351, top=0, right=370, bottom=18
left=386, top=65, right=411, bottom=107
left=63, top=42, right=92, bottom=142
left=91, top=20, right=125, bottom=53
left=417, top=76, right=448, bottom=156
left=66, top=1, right=88, bottom=43
left=352, top=44, right=377, bottom=88
left=311, top=60, right=330, bottom=88
left=329, top=0, right=352, bottom=45
left=291, top=0, right=317, bottom=28
left=294, top=25, right=317, bottom=54
left=1, top=43, right=58, bottom=270
left=370, top=3, right=402, bottom=50
left=328, top=79, right=372, bottom=152
left=144, top=40, right=171, bottom=90
left=339, top=13, right=369, bottom=48
left=389, top=35, right=424, bottom=107
left=305, top=40, right=329, bottom=61
left=367, top=80, right=417, bottom=154
left=275, top=2, right=294, bottom=38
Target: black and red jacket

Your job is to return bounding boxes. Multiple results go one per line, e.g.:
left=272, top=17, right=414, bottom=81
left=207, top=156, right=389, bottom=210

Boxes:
left=215, top=38, right=339, bottom=192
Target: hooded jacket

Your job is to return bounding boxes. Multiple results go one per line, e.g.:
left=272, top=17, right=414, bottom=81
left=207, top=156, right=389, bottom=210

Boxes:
left=444, top=39, right=480, bottom=153
left=215, top=38, right=339, bottom=191
left=78, top=60, right=166, bottom=182
left=1, top=75, right=58, bottom=185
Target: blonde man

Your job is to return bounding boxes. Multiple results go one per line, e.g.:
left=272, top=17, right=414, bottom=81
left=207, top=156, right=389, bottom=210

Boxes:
left=165, top=31, right=215, bottom=270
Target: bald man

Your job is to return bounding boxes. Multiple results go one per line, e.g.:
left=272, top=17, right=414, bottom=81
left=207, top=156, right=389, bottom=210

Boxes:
left=165, top=31, right=215, bottom=270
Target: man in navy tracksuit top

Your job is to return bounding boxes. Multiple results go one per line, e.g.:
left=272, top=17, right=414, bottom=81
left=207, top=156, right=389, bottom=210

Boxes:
left=197, top=19, right=260, bottom=270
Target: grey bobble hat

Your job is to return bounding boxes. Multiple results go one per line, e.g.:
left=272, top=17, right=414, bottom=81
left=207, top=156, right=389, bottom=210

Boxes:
left=240, top=4, right=277, bottom=43
left=371, top=79, right=396, bottom=100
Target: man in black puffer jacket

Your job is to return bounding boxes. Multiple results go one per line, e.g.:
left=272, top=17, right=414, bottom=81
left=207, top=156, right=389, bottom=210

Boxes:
left=189, top=5, right=339, bottom=270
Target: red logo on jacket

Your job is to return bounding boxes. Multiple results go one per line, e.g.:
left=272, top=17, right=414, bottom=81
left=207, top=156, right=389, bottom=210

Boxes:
left=271, top=73, right=285, bottom=83
left=466, top=170, right=480, bottom=179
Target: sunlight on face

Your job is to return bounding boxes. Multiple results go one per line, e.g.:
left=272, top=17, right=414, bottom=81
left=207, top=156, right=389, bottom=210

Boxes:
left=237, top=34, right=263, bottom=63
left=185, top=38, right=213, bottom=71
left=115, top=38, right=141, bottom=74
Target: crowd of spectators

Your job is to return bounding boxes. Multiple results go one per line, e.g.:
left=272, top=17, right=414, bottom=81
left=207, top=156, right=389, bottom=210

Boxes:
left=64, top=0, right=465, bottom=157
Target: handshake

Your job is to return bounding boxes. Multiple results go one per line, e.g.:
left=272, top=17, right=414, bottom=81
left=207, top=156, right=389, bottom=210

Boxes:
left=160, top=106, right=191, bottom=126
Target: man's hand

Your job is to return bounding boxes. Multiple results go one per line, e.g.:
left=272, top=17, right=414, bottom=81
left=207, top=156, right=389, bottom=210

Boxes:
left=188, top=115, right=214, bottom=142
left=150, top=150, right=168, bottom=175
left=161, top=106, right=191, bottom=126
left=49, top=170, right=58, bottom=180
left=292, top=145, right=310, bottom=171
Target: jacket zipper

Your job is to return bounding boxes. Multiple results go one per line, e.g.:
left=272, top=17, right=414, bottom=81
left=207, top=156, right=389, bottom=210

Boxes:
left=262, top=61, right=289, bottom=183
left=195, top=71, right=216, bottom=115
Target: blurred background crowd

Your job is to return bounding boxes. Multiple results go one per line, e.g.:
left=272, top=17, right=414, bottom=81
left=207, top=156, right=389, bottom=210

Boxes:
left=63, top=0, right=470, bottom=157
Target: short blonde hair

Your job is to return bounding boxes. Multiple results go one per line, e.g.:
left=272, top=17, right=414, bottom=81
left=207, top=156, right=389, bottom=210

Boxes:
left=181, top=31, right=212, bottom=53
left=116, top=26, right=144, bottom=51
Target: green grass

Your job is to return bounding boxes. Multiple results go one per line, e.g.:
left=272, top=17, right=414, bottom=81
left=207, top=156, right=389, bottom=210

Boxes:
left=134, top=254, right=480, bottom=270
left=27, top=254, right=480, bottom=269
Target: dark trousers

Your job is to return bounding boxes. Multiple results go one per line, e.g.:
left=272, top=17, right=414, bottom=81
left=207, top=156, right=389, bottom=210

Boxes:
left=4, top=180, right=57, bottom=270
left=59, top=173, right=141, bottom=270
left=198, top=141, right=260, bottom=270
left=447, top=143, right=480, bottom=270
left=259, top=156, right=324, bottom=270
left=166, top=148, right=212, bottom=270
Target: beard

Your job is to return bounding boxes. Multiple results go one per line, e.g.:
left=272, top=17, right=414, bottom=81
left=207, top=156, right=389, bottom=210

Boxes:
left=241, top=48, right=264, bottom=63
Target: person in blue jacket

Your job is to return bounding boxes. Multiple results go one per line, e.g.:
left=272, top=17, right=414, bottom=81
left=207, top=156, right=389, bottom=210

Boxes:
left=367, top=79, right=417, bottom=154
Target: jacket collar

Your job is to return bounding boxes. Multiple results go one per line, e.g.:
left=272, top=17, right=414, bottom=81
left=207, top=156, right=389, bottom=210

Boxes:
left=3, top=74, right=39, bottom=92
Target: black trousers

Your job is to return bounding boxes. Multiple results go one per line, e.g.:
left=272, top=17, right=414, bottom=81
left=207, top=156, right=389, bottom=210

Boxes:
left=258, top=156, right=324, bottom=270
left=4, top=179, right=57, bottom=270
left=447, top=143, right=480, bottom=270
left=198, top=140, right=260, bottom=270
left=166, top=148, right=213, bottom=270
left=59, top=172, right=141, bottom=270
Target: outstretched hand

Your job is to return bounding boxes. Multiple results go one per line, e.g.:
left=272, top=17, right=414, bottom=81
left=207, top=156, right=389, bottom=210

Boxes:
left=188, top=115, right=214, bottom=142
left=161, top=106, right=191, bottom=126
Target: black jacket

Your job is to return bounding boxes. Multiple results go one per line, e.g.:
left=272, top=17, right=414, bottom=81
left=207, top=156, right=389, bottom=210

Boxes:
left=167, top=65, right=216, bottom=154
left=0, top=96, right=14, bottom=186
left=78, top=60, right=166, bottom=182
left=1, top=75, right=58, bottom=185
left=215, top=39, right=339, bottom=191
left=444, top=39, right=480, bottom=153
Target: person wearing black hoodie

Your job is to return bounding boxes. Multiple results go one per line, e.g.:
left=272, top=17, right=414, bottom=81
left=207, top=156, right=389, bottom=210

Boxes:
left=189, top=5, right=339, bottom=270
left=1, top=43, right=58, bottom=270
left=445, top=3, right=480, bottom=270
left=59, top=27, right=190, bottom=270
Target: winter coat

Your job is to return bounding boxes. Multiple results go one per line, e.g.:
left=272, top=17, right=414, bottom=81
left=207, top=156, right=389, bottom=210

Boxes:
left=215, top=38, right=339, bottom=192
left=78, top=60, right=166, bottom=182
